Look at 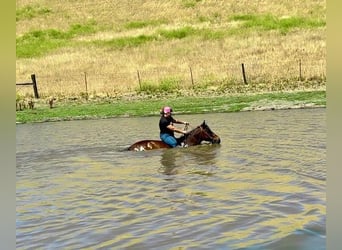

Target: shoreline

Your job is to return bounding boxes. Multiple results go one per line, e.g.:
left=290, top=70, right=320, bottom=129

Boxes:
left=16, top=90, right=326, bottom=124
left=15, top=105, right=326, bottom=125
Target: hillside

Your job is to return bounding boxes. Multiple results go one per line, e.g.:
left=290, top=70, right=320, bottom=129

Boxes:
left=16, top=0, right=326, bottom=98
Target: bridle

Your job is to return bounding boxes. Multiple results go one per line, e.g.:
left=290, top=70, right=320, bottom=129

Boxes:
left=185, top=125, right=216, bottom=143
left=199, top=126, right=216, bottom=142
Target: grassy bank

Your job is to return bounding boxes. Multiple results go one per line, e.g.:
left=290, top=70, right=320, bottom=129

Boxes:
left=16, top=1, right=326, bottom=124
left=16, top=0, right=326, bottom=98
left=16, top=90, right=326, bottom=124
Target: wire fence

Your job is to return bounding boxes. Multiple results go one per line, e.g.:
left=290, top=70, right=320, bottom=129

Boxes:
left=16, top=58, right=326, bottom=98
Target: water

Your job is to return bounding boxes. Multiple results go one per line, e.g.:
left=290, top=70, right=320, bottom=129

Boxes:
left=16, top=108, right=326, bottom=249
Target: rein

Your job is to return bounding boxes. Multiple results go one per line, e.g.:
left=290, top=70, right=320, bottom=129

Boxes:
left=184, top=123, right=189, bottom=131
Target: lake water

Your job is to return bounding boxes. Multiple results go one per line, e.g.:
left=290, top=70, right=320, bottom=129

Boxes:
left=16, top=108, right=326, bottom=249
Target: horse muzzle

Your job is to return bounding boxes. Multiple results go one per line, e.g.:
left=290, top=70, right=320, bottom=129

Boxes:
left=212, top=136, right=221, bottom=144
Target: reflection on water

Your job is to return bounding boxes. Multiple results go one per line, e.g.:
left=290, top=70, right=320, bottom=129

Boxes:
left=159, top=145, right=220, bottom=175
left=160, top=148, right=178, bottom=175
left=16, top=109, right=326, bottom=249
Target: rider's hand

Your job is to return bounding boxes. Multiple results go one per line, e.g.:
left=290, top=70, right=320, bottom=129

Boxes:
left=184, top=122, right=189, bottom=125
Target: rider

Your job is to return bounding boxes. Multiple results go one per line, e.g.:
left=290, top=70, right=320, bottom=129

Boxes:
left=159, top=106, right=189, bottom=148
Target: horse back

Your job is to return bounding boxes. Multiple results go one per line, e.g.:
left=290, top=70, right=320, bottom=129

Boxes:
left=127, top=140, right=170, bottom=151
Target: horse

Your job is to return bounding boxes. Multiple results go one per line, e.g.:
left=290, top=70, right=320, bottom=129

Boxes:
left=127, top=120, right=220, bottom=151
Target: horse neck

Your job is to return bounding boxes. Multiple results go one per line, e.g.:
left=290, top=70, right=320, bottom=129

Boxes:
left=184, top=127, right=203, bottom=146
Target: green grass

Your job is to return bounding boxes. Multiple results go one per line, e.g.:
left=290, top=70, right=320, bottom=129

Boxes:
left=181, top=0, right=203, bottom=8
left=16, top=21, right=98, bottom=58
left=16, top=29, right=68, bottom=58
left=16, top=90, right=326, bottom=123
left=16, top=5, right=52, bottom=21
left=158, top=26, right=197, bottom=39
left=92, top=34, right=156, bottom=49
left=16, top=12, right=325, bottom=58
left=123, top=19, right=167, bottom=29
left=230, top=14, right=325, bottom=34
left=159, top=78, right=181, bottom=92
left=137, top=77, right=181, bottom=94
left=136, top=81, right=160, bottom=94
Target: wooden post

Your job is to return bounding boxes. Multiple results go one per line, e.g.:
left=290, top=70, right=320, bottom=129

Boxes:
left=299, top=59, right=302, bottom=81
left=137, top=70, right=141, bottom=90
left=189, top=66, right=194, bottom=88
left=84, top=72, right=88, bottom=99
left=241, top=63, right=247, bottom=84
left=31, top=74, right=39, bottom=98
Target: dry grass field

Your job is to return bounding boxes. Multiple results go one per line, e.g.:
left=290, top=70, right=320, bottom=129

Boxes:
left=16, top=0, right=326, bottom=98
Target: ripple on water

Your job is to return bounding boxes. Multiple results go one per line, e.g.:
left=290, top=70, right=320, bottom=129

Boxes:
left=16, top=109, right=326, bottom=249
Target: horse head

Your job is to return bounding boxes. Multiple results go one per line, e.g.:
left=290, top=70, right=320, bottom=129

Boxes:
left=183, top=120, right=221, bottom=146
left=199, top=120, right=221, bottom=144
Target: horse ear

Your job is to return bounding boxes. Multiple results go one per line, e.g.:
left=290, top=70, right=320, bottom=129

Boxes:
left=202, top=120, right=206, bottom=126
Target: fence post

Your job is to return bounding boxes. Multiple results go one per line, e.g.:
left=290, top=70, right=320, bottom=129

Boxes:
left=189, top=66, right=194, bottom=88
left=31, top=74, right=39, bottom=98
left=137, top=70, right=141, bottom=90
left=84, top=72, right=88, bottom=100
left=299, top=59, right=302, bottom=81
left=241, top=63, right=247, bottom=84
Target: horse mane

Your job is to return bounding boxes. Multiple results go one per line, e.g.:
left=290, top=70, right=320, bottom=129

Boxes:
left=186, top=125, right=201, bottom=136
left=180, top=122, right=208, bottom=144
left=186, top=121, right=210, bottom=136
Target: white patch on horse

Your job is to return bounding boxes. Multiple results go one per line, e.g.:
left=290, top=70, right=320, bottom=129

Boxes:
left=134, top=146, right=146, bottom=151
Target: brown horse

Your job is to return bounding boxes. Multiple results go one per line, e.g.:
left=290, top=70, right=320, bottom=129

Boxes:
left=127, top=120, right=220, bottom=151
